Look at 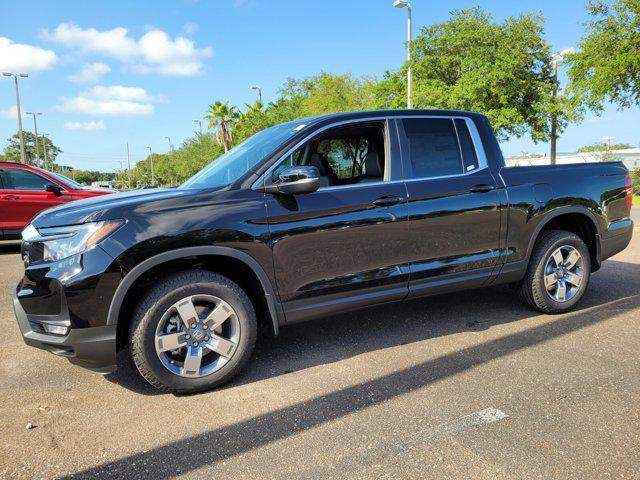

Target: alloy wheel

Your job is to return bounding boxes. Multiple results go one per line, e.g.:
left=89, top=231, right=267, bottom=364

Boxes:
left=543, top=245, right=584, bottom=303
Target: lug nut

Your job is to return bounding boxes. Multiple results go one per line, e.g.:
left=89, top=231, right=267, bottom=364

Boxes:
left=204, top=336, right=209, bottom=341
left=185, top=334, right=191, bottom=339
left=203, top=325, right=208, bottom=330
left=193, top=342, right=198, bottom=347
left=191, top=323, right=196, bottom=329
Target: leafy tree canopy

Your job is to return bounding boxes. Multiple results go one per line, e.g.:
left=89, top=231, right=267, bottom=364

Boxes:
left=372, top=7, right=575, bottom=142
left=567, top=0, right=640, bottom=110
left=577, top=141, right=632, bottom=152
left=3, top=131, right=62, bottom=164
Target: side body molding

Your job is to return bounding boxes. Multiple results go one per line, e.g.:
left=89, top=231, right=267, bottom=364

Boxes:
left=106, top=246, right=283, bottom=335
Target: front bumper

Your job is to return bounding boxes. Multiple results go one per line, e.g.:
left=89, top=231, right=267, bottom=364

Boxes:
left=13, top=285, right=117, bottom=374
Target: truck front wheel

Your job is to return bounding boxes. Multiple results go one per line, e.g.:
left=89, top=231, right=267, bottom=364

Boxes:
left=518, top=230, right=591, bottom=314
left=129, top=270, right=257, bottom=394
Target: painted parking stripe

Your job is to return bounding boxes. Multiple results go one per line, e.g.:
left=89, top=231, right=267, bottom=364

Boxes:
left=299, top=407, right=508, bottom=478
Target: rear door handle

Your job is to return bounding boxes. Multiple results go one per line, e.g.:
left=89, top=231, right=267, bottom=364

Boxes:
left=372, top=195, right=401, bottom=207
left=470, top=184, right=494, bottom=193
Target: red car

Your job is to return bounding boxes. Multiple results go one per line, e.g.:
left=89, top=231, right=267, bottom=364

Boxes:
left=0, top=162, right=114, bottom=240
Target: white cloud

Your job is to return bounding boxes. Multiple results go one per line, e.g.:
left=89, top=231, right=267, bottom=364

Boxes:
left=68, top=62, right=111, bottom=84
left=54, top=85, right=163, bottom=116
left=64, top=120, right=106, bottom=131
left=0, top=105, right=18, bottom=119
left=0, top=37, right=58, bottom=73
left=41, top=23, right=213, bottom=76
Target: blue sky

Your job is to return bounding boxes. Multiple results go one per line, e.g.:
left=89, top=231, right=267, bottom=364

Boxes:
left=1, top=0, right=638, bottom=172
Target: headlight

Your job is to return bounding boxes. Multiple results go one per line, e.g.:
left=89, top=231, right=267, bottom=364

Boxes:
left=22, top=220, right=123, bottom=263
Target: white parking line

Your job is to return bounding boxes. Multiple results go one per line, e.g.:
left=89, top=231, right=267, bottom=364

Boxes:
left=299, top=407, right=508, bottom=478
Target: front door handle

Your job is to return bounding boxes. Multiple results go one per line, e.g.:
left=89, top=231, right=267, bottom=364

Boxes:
left=470, top=184, right=494, bottom=193
left=372, top=195, right=401, bottom=207
left=1, top=195, right=19, bottom=200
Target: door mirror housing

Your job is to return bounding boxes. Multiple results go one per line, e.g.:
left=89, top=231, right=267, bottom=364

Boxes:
left=257, top=166, right=320, bottom=195
left=45, top=184, right=62, bottom=196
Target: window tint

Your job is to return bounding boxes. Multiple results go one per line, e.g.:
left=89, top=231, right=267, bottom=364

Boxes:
left=454, top=119, right=479, bottom=172
left=402, top=118, right=463, bottom=179
left=5, top=168, right=51, bottom=190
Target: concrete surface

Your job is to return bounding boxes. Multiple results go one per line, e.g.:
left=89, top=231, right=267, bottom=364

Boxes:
left=0, top=216, right=638, bottom=479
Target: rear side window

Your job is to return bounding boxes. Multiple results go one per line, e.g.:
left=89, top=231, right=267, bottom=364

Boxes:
left=402, top=118, right=462, bottom=179
left=4, top=168, right=51, bottom=190
left=454, top=119, right=479, bottom=172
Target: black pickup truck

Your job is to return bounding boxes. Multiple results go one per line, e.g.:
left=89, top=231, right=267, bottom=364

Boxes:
left=13, top=110, right=634, bottom=393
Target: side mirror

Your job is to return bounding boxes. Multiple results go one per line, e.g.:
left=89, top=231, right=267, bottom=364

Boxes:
left=258, top=166, right=320, bottom=195
left=45, top=184, right=62, bottom=196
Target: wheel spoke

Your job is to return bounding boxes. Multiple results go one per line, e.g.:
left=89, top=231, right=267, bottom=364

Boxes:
left=203, top=303, right=232, bottom=330
left=156, top=332, right=186, bottom=352
left=552, top=249, right=564, bottom=267
left=176, top=298, right=199, bottom=329
left=555, top=281, right=567, bottom=302
left=182, top=345, right=203, bottom=376
left=544, top=273, right=558, bottom=290
left=564, top=271, right=582, bottom=287
left=565, top=250, right=581, bottom=269
left=206, top=334, right=237, bottom=358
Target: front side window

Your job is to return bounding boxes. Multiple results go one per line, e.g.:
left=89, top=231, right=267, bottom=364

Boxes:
left=4, top=168, right=51, bottom=190
left=271, top=122, right=386, bottom=188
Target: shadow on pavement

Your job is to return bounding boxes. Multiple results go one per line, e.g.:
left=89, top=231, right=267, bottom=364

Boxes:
left=84, top=260, right=640, bottom=479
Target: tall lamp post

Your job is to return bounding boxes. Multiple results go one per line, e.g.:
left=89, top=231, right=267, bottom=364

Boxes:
left=194, top=119, right=202, bottom=134
left=26, top=112, right=42, bottom=167
left=41, top=133, right=49, bottom=169
left=147, top=146, right=155, bottom=187
left=393, top=1, right=412, bottom=109
left=2, top=72, right=29, bottom=163
left=550, top=47, right=574, bottom=165
left=250, top=85, right=262, bottom=104
left=165, top=136, right=172, bottom=152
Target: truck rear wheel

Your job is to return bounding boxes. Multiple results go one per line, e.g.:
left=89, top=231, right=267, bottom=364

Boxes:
left=518, top=230, right=591, bottom=314
left=129, top=270, right=257, bottom=394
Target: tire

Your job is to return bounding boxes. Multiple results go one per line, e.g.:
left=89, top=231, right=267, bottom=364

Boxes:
left=517, top=230, right=591, bottom=314
left=129, top=270, right=257, bottom=394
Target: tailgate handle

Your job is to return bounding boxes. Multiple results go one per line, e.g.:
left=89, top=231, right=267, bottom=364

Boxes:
left=470, top=184, right=494, bottom=193
left=372, top=195, right=401, bottom=207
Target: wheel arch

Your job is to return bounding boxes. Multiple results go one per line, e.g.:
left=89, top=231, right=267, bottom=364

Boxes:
left=525, top=206, right=601, bottom=271
left=107, top=247, right=283, bottom=349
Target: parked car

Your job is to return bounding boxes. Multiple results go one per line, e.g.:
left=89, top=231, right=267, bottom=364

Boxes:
left=13, top=110, right=634, bottom=393
left=0, top=162, right=113, bottom=240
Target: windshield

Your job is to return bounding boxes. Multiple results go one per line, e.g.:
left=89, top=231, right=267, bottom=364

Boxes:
left=180, top=120, right=307, bottom=189
left=38, top=169, right=83, bottom=189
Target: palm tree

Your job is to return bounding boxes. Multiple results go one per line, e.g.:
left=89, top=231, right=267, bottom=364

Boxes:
left=204, top=101, right=238, bottom=152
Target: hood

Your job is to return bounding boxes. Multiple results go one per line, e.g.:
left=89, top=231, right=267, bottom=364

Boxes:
left=31, top=187, right=200, bottom=228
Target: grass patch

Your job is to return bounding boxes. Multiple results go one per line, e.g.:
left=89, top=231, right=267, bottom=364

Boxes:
left=634, top=195, right=640, bottom=206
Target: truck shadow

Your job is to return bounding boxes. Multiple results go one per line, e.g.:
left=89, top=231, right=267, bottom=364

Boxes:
left=74, top=259, right=639, bottom=479
left=0, top=242, right=21, bottom=255
left=105, top=259, right=640, bottom=396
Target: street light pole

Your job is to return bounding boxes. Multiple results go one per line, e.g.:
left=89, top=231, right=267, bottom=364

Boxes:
left=41, top=133, right=49, bottom=169
left=194, top=119, right=202, bottom=134
left=148, top=146, right=155, bottom=187
left=250, top=85, right=262, bottom=105
left=549, top=48, right=574, bottom=165
left=393, top=1, right=412, bottom=109
left=26, top=112, right=42, bottom=167
left=2, top=72, right=29, bottom=163
left=165, top=136, right=172, bottom=152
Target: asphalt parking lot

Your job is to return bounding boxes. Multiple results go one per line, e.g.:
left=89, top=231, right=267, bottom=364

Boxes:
left=1, top=212, right=638, bottom=479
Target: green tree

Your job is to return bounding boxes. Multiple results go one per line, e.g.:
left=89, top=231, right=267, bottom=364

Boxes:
left=577, top=142, right=631, bottom=152
left=372, top=7, right=575, bottom=142
left=205, top=101, right=239, bottom=152
left=567, top=0, right=640, bottom=110
left=3, top=131, right=62, bottom=165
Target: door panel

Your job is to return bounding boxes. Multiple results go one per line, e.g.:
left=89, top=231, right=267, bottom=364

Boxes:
left=404, top=172, right=502, bottom=296
left=266, top=183, right=409, bottom=321
left=394, top=117, right=502, bottom=297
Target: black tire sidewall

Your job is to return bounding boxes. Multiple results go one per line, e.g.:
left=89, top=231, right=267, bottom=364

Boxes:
left=531, top=233, right=591, bottom=313
left=130, top=272, right=257, bottom=393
